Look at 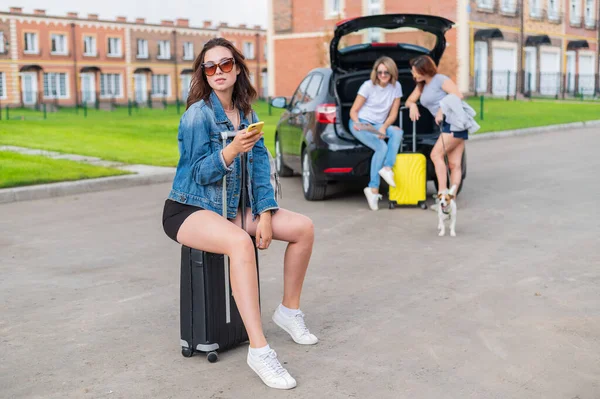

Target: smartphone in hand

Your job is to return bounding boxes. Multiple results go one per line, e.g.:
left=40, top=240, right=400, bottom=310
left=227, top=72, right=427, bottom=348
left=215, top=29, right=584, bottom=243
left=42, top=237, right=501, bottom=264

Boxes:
left=247, top=121, right=264, bottom=135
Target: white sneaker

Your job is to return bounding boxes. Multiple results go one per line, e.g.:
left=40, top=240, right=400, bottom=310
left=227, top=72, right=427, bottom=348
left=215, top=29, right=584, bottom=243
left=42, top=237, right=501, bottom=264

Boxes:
left=378, top=168, right=396, bottom=188
left=247, top=349, right=297, bottom=390
left=272, top=306, right=319, bottom=345
left=363, top=187, right=382, bottom=211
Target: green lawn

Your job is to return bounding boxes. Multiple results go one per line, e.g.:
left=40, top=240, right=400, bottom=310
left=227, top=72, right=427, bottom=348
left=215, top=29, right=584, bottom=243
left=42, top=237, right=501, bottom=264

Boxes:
left=0, top=100, right=284, bottom=167
left=1, top=98, right=598, bottom=173
left=0, top=151, right=130, bottom=189
left=465, top=97, right=600, bottom=133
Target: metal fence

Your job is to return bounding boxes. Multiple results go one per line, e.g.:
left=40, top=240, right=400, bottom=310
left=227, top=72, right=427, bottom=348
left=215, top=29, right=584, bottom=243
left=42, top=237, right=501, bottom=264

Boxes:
left=473, top=71, right=600, bottom=99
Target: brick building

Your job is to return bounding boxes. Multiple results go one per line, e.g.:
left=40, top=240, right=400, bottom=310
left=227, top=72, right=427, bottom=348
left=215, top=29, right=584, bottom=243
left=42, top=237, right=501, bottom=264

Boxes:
left=0, top=7, right=267, bottom=107
left=267, top=0, right=599, bottom=98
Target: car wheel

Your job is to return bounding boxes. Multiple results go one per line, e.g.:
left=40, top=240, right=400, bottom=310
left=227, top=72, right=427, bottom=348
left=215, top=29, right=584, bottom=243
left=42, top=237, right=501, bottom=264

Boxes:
left=302, top=149, right=326, bottom=201
left=275, top=134, right=293, bottom=177
left=433, top=150, right=466, bottom=195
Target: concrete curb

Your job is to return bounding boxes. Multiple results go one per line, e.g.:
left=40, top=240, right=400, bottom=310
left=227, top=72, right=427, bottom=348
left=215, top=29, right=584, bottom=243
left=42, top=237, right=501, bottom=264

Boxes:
left=0, top=166, right=175, bottom=204
left=470, top=119, right=600, bottom=141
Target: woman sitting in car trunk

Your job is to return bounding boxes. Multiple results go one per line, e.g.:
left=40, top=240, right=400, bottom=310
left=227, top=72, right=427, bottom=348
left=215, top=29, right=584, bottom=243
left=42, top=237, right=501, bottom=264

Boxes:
left=348, top=56, right=404, bottom=211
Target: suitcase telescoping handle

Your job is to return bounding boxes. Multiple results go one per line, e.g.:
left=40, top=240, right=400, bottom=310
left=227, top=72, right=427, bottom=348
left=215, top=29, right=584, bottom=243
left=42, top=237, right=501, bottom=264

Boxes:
left=220, top=130, right=249, bottom=324
left=399, top=106, right=417, bottom=153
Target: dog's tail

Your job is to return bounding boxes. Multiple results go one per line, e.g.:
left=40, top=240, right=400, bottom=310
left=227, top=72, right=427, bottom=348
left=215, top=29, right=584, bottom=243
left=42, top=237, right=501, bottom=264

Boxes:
left=448, top=184, right=458, bottom=196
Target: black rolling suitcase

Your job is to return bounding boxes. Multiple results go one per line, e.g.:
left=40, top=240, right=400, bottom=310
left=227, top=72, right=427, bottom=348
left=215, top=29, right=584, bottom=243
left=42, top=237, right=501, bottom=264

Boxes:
left=180, top=130, right=259, bottom=363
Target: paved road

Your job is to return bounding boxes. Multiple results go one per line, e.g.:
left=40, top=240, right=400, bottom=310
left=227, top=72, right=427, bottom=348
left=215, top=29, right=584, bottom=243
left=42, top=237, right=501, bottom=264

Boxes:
left=1, top=128, right=599, bottom=399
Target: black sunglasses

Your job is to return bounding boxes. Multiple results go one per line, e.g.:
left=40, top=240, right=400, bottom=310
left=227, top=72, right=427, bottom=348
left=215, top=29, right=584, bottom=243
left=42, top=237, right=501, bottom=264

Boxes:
left=201, top=57, right=235, bottom=76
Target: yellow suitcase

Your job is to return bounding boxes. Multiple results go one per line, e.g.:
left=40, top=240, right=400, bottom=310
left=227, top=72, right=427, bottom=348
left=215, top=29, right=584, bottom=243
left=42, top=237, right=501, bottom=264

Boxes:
left=388, top=108, right=428, bottom=209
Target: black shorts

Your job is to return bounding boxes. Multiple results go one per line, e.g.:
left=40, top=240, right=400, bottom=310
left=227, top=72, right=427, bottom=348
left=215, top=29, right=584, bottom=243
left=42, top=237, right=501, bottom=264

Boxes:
left=162, top=199, right=204, bottom=243
left=441, top=120, right=469, bottom=140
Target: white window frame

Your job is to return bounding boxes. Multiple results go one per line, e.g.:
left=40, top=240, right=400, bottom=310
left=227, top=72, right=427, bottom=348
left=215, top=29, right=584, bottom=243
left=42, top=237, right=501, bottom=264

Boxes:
left=43, top=72, right=69, bottom=99
left=243, top=42, right=255, bottom=60
left=151, top=74, right=171, bottom=97
left=100, top=73, right=123, bottom=98
left=570, top=0, right=582, bottom=24
left=325, top=0, right=345, bottom=19
left=107, top=37, right=122, bottom=57
left=477, top=0, right=494, bottom=9
left=158, top=40, right=171, bottom=60
left=547, top=0, right=560, bottom=20
left=0, top=72, right=6, bottom=99
left=183, top=42, right=194, bottom=60
left=0, top=32, right=4, bottom=53
left=51, top=34, right=68, bottom=55
left=83, top=36, right=96, bottom=56
left=530, top=0, right=543, bottom=17
left=367, top=0, right=382, bottom=42
left=501, top=0, right=517, bottom=13
left=24, top=32, right=38, bottom=54
left=584, top=0, right=595, bottom=27
left=137, top=39, right=148, bottom=59
left=577, top=50, right=596, bottom=95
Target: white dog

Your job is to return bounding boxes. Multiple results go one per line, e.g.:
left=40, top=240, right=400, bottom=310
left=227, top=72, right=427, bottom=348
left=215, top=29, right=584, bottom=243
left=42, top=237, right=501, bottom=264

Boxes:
left=437, top=185, right=457, bottom=237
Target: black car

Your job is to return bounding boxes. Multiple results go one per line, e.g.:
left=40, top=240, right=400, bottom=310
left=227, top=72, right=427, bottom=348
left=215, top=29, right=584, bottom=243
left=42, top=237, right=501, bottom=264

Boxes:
left=270, top=14, right=467, bottom=201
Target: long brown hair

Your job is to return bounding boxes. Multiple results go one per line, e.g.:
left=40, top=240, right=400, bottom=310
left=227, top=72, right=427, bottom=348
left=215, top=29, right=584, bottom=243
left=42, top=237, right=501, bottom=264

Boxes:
left=410, top=55, right=438, bottom=89
left=186, top=37, right=257, bottom=116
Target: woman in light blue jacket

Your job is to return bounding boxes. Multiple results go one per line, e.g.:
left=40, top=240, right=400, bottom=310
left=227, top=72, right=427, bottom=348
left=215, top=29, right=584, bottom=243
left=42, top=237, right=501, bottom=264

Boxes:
left=162, top=38, right=317, bottom=390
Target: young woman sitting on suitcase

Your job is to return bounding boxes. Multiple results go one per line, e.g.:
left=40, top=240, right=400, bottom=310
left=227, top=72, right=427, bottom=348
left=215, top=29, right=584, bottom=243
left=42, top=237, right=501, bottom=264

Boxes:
left=348, top=56, right=404, bottom=211
left=162, top=38, right=317, bottom=390
left=405, top=55, right=467, bottom=206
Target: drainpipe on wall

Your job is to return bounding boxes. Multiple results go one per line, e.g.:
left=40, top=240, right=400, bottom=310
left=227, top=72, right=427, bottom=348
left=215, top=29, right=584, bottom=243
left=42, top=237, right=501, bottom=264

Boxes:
left=173, top=29, right=179, bottom=102
left=255, top=32, right=260, bottom=98
left=596, top=2, right=600, bottom=94
left=71, top=23, right=79, bottom=107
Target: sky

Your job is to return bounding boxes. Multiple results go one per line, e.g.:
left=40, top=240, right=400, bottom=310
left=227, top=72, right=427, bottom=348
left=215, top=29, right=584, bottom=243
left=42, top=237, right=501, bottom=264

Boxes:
left=5, top=0, right=269, bottom=29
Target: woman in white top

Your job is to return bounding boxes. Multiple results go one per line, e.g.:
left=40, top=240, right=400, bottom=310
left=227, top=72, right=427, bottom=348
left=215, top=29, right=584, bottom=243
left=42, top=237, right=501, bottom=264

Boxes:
left=349, top=56, right=404, bottom=211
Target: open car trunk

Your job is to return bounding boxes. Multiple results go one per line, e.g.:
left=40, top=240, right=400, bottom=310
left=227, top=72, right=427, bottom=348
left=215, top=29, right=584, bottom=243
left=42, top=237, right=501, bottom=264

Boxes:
left=330, top=14, right=453, bottom=144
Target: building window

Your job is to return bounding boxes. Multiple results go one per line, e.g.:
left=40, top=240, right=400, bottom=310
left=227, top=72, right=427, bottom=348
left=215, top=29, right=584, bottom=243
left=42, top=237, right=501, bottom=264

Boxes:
left=477, top=0, right=494, bottom=9
left=328, top=0, right=341, bottom=16
left=367, top=0, right=382, bottom=42
left=547, top=0, right=560, bottom=20
left=570, top=0, right=582, bottom=24
left=51, top=34, right=68, bottom=55
left=137, top=39, right=148, bottom=59
left=183, top=42, right=194, bottom=60
left=43, top=73, right=68, bottom=99
left=158, top=40, right=171, bottom=59
left=100, top=73, right=122, bottom=97
left=151, top=74, right=171, bottom=96
left=243, top=42, right=255, bottom=59
left=501, top=0, right=517, bottom=13
left=584, top=0, right=595, bottom=27
left=529, top=0, right=542, bottom=17
left=0, top=32, right=4, bottom=53
left=83, top=36, right=96, bottom=56
left=24, top=32, right=38, bottom=54
left=0, top=72, right=6, bottom=99
left=107, top=38, right=122, bottom=57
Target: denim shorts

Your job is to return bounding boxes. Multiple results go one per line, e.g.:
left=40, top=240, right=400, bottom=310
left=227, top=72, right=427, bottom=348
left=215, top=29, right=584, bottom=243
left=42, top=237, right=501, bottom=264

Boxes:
left=441, top=120, right=469, bottom=140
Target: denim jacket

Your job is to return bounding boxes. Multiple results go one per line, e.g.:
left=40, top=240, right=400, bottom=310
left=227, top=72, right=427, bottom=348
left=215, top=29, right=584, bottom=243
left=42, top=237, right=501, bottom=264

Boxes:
left=168, top=91, right=279, bottom=219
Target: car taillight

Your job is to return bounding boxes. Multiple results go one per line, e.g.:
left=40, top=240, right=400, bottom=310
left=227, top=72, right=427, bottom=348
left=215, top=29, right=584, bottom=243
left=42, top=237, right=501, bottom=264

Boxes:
left=316, top=104, right=337, bottom=124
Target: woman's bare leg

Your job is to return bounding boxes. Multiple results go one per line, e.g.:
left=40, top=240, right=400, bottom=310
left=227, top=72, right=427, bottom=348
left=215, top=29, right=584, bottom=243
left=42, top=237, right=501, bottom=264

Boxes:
left=177, top=210, right=266, bottom=348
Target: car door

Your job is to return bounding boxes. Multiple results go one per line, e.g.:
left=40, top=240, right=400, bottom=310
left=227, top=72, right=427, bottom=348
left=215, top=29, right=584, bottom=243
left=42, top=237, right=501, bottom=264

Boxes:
left=282, top=75, right=312, bottom=166
left=288, top=73, right=324, bottom=170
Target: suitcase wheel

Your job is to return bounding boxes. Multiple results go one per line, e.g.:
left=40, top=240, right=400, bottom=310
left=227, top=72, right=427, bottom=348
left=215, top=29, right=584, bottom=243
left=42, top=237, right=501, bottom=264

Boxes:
left=181, top=347, right=194, bottom=358
left=389, top=201, right=396, bottom=209
left=207, top=351, right=219, bottom=363
left=420, top=202, right=428, bottom=210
